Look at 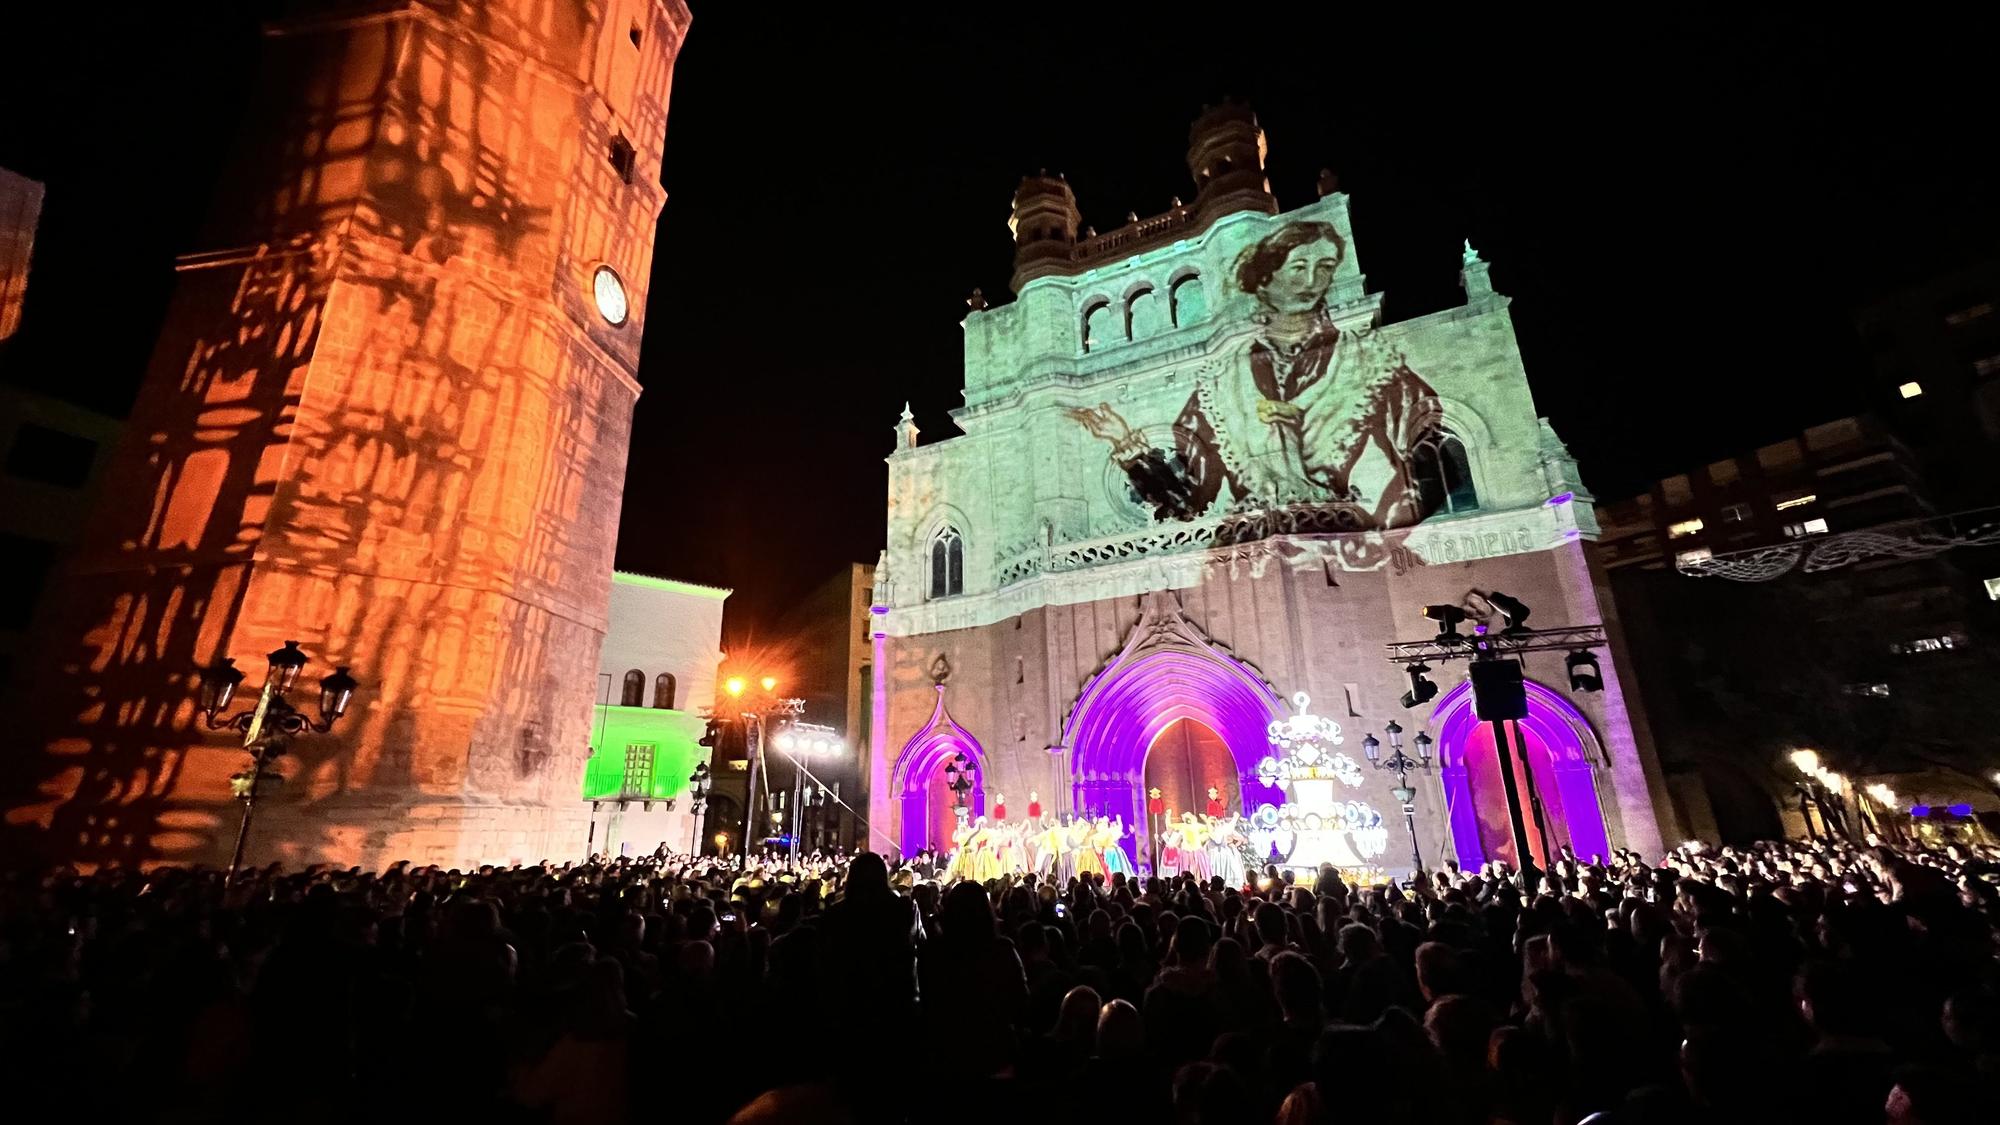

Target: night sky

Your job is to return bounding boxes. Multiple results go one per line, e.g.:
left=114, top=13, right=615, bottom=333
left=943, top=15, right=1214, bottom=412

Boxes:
left=2, top=6, right=1994, bottom=641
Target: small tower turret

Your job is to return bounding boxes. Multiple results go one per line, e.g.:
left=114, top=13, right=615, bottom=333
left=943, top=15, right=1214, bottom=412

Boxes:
left=1009, top=170, right=1081, bottom=289
left=1187, top=100, right=1278, bottom=223
left=1460, top=240, right=1497, bottom=302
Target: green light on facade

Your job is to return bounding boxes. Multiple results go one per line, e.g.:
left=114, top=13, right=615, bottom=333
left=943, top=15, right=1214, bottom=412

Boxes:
left=581, top=705, right=706, bottom=802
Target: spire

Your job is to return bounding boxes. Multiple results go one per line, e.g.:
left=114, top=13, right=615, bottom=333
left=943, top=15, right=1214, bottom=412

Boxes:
left=896, top=403, right=920, bottom=451
left=1460, top=239, right=1496, bottom=302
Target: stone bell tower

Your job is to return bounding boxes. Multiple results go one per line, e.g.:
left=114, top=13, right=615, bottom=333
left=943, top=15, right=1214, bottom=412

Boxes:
left=6, top=0, right=692, bottom=868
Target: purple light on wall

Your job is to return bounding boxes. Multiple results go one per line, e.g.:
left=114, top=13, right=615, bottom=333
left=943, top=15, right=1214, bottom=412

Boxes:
left=890, top=685, right=986, bottom=854
left=1431, top=679, right=1611, bottom=869
left=1064, top=647, right=1286, bottom=849
left=1547, top=492, right=1574, bottom=506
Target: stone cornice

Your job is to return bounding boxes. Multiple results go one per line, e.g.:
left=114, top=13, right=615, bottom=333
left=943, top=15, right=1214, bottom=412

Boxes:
left=884, top=499, right=1591, bottom=637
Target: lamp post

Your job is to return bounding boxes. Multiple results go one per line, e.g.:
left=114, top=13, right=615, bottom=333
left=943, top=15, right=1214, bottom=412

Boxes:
left=196, top=641, right=359, bottom=879
left=943, top=751, right=973, bottom=825
left=687, top=762, right=712, bottom=855
left=1362, top=722, right=1435, bottom=874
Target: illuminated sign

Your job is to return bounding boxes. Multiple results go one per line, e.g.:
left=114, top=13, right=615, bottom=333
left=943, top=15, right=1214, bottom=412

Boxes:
left=1775, top=494, right=1816, bottom=510
left=1668, top=518, right=1704, bottom=538
left=1986, top=576, right=2000, bottom=601
left=1898, top=381, right=1923, bottom=399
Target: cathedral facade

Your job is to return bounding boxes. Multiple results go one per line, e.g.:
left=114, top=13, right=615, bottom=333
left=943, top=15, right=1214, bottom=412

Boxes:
left=867, top=105, right=1676, bottom=874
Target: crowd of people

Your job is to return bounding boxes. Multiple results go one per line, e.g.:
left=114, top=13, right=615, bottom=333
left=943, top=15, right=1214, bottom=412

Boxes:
left=2, top=834, right=1997, bottom=1124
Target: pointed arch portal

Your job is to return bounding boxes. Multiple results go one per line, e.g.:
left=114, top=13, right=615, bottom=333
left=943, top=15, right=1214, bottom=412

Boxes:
left=890, top=685, right=986, bottom=855
left=1064, top=594, right=1285, bottom=856
left=1427, top=678, right=1611, bottom=870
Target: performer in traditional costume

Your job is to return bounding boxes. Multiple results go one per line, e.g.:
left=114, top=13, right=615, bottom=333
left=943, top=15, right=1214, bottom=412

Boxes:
left=1207, top=816, right=1247, bottom=888
left=1098, top=816, right=1135, bottom=879
left=1071, top=817, right=1103, bottom=878
left=1032, top=817, right=1058, bottom=879
left=942, top=819, right=973, bottom=881
left=1178, top=813, right=1213, bottom=882
left=994, top=819, right=1023, bottom=875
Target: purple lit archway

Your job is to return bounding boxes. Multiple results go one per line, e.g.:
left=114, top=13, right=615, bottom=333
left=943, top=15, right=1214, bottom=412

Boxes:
left=1065, top=624, right=1286, bottom=857
left=1428, top=679, right=1610, bottom=870
left=890, top=685, right=986, bottom=856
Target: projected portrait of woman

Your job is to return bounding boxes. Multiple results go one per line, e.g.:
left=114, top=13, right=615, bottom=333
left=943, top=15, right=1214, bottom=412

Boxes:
left=1069, top=221, right=1449, bottom=528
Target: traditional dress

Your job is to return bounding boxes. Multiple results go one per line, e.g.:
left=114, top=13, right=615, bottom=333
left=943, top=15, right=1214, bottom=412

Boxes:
left=1052, top=823, right=1077, bottom=883
left=1099, top=821, right=1135, bottom=879
left=1071, top=823, right=1103, bottom=878
left=1208, top=820, right=1247, bottom=888
left=1160, top=829, right=1182, bottom=877
left=1179, top=817, right=1213, bottom=882
left=994, top=823, right=1021, bottom=875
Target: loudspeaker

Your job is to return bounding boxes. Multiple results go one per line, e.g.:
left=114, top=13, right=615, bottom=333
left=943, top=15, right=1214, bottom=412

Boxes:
left=1470, top=658, right=1528, bottom=721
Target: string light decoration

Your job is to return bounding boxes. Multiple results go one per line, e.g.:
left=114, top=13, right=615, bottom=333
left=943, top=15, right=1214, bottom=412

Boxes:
left=1680, top=506, right=2000, bottom=581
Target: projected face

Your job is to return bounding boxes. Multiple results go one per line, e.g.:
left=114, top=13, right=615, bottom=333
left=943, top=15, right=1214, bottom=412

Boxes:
left=1258, top=238, right=1342, bottom=314
left=1067, top=219, right=1448, bottom=542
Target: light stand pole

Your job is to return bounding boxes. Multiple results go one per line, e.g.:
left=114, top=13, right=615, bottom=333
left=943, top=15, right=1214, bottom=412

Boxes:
left=1384, top=600, right=1604, bottom=893
left=1363, top=722, right=1434, bottom=874
left=196, top=641, right=359, bottom=880
left=724, top=675, right=802, bottom=868
left=775, top=723, right=844, bottom=860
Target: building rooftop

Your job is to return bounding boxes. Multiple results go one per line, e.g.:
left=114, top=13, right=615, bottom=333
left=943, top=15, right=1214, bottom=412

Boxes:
left=611, top=570, right=732, bottom=599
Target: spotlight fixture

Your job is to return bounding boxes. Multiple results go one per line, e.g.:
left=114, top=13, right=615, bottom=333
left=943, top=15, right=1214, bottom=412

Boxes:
left=1483, top=590, right=1532, bottom=634
left=1566, top=650, right=1603, bottom=693
left=1400, top=662, right=1439, bottom=709
left=1421, top=603, right=1467, bottom=642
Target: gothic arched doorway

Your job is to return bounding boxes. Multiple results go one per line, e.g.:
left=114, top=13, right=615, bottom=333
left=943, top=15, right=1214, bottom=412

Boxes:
left=1065, top=594, right=1284, bottom=863
left=1145, top=718, right=1239, bottom=826
left=1428, top=679, right=1612, bottom=870
left=890, top=685, right=986, bottom=858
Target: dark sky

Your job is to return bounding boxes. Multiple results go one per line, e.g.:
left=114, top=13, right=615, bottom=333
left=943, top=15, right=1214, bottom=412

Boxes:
left=3, top=6, right=1995, bottom=640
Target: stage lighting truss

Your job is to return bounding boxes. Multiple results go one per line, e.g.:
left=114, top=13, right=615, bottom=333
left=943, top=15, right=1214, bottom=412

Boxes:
left=1382, top=624, right=1609, bottom=666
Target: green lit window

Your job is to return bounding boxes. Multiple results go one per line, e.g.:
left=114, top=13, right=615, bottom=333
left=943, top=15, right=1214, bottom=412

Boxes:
left=623, top=743, right=655, bottom=796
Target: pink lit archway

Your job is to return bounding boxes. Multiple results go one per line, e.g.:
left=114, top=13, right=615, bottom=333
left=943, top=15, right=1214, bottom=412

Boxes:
left=1426, top=678, right=1611, bottom=869
left=1064, top=594, right=1286, bottom=855
left=890, top=685, right=986, bottom=856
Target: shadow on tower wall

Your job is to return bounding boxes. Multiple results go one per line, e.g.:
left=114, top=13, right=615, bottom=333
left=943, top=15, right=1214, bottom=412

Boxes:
left=3, top=1, right=676, bottom=869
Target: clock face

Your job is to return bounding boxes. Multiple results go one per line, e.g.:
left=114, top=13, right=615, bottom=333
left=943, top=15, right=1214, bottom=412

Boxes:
left=592, top=265, right=629, bottom=326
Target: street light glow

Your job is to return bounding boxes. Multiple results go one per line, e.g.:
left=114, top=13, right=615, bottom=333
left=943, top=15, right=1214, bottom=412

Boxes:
left=761, top=676, right=778, bottom=692
left=725, top=677, right=745, bottom=697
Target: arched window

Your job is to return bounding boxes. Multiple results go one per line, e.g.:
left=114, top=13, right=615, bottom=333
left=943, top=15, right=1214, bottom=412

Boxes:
left=653, top=672, right=677, bottom=710
left=1170, top=274, right=1206, bottom=327
left=1127, top=286, right=1166, bottom=340
left=929, top=526, right=964, bottom=599
left=1409, top=429, right=1479, bottom=516
left=621, top=669, right=645, bottom=707
left=1082, top=301, right=1115, bottom=353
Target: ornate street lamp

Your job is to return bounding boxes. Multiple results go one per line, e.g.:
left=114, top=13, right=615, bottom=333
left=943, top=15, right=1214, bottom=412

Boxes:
left=195, top=641, right=360, bottom=878
left=943, top=750, right=973, bottom=825
left=687, top=762, right=712, bottom=855
left=1363, top=720, right=1435, bottom=873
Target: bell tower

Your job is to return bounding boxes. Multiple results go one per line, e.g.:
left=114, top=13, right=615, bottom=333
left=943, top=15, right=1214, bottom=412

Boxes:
left=7, top=0, right=693, bottom=867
